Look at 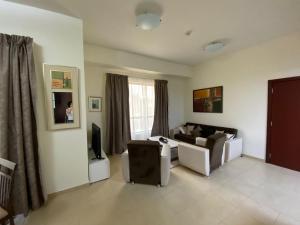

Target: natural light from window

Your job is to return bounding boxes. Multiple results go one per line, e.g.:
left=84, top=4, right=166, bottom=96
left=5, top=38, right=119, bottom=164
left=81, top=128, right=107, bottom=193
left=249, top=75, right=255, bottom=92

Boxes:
left=129, top=78, right=155, bottom=140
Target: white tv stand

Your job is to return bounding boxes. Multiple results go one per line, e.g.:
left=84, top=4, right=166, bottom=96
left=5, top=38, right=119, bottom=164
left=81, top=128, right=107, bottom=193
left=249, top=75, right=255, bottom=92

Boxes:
left=88, top=149, right=110, bottom=183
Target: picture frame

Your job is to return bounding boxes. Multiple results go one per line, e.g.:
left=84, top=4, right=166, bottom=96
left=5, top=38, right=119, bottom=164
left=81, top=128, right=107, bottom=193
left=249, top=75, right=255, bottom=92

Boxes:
left=88, top=96, right=102, bottom=112
left=193, top=86, right=223, bottom=113
left=43, top=64, right=80, bottom=130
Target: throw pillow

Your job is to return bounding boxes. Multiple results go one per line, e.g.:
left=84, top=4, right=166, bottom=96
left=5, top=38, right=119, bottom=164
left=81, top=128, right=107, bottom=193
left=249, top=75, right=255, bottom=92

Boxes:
left=178, top=126, right=186, bottom=134
left=191, top=126, right=202, bottom=137
left=186, top=125, right=195, bottom=135
left=215, top=130, right=224, bottom=134
left=225, top=133, right=235, bottom=140
left=195, top=125, right=202, bottom=131
left=196, top=137, right=207, bottom=146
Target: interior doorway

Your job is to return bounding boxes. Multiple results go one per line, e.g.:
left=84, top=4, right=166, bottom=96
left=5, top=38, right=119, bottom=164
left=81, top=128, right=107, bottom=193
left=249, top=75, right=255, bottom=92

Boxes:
left=266, top=76, right=300, bottom=172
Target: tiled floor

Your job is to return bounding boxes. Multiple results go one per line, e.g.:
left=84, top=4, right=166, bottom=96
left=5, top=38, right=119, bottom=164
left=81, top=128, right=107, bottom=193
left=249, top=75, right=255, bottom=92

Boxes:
left=26, top=156, right=300, bottom=225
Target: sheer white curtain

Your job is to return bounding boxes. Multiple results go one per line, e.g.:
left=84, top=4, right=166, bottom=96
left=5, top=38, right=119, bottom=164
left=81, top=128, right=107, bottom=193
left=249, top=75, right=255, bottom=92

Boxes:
left=129, top=78, right=155, bottom=140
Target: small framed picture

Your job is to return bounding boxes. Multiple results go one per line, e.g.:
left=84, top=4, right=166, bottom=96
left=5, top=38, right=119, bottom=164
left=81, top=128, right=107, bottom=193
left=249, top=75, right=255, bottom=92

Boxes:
left=89, top=96, right=102, bottom=112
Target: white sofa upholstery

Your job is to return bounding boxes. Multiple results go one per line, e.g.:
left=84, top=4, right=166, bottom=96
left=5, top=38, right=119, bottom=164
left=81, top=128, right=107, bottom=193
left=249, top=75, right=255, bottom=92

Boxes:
left=178, top=142, right=210, bottom=176
left=196, top=137, right=242, bottom=162
left=178, top=142, right=225, bottom=176
left=121, top=144, right=171, bottom=186
left=225, top=137, right=243, bottom=162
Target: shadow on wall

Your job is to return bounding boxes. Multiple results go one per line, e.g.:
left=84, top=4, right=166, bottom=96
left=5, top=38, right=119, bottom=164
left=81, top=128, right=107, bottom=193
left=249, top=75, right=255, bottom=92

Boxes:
left=33, top=43, right=54, bottom=195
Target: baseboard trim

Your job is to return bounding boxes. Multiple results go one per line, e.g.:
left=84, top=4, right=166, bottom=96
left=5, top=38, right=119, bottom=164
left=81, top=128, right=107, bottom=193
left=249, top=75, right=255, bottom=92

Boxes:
left=242, top=154, right=265, bottom=162
left=48, top=183, right=89, bottom=199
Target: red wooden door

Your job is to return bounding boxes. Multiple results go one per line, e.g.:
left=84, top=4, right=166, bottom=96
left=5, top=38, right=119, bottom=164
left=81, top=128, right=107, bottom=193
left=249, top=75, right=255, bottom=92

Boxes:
left=267, top=77, right=300, bottom=171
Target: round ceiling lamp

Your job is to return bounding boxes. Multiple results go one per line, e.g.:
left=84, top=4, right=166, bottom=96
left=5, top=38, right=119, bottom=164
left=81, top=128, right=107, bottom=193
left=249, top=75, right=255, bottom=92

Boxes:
left=136, top=12, right=161, bottom=30
left=203, top=41, right=226, bottom=52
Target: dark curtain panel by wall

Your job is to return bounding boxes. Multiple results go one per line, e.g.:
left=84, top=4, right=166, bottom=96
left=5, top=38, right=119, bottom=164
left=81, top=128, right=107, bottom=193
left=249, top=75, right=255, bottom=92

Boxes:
left=151, top=80, right=169, bottom=137
left=105, top=74, right=131, bottom=154
left=0, top=34, right=44, bottom=215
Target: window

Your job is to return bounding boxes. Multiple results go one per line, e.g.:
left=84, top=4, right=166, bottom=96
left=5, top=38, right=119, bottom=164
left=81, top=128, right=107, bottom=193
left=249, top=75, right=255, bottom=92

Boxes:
left=129, top=78, right=155, bottom=140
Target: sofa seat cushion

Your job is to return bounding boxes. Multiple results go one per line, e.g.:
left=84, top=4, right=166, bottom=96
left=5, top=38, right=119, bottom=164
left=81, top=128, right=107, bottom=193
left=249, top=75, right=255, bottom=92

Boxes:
left=0, top=207, right=8, bottom=219
left=196, top=137, right=207, bottom=146
left=174, top=133, right=195, bottom=144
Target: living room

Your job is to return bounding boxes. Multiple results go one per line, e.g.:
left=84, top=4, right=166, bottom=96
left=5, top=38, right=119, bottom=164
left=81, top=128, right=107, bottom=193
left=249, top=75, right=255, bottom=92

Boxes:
left=1, top=1, right=300, bottom=225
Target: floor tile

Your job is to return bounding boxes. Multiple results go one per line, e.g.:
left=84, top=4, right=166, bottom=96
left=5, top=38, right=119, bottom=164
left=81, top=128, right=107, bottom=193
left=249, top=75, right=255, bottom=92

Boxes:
left=26, top=156, right=300, bottom=225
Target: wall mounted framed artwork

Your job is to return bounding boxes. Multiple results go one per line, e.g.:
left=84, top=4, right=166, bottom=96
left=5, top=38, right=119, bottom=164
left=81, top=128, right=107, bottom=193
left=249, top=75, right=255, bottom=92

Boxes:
left=88, top=96, right=102, bottom=112
left=193, top=86, right=223, bottom=113
left=51, top=70, right=72, bottom=89
left=43, top=64, right=80, bottom=130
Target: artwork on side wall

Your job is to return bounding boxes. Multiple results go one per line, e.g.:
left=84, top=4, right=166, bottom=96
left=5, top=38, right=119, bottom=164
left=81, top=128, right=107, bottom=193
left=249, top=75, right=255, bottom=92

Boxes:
left=43, top=64, right=80, bottom=130
left=88, top=96, right=102, bottom=112
left=193, top=86, right=223, bottom=113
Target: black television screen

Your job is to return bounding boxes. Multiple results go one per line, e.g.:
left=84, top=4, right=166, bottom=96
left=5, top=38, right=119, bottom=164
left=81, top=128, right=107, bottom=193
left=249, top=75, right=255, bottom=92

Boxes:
left=92, top=123, right=102, bottom=159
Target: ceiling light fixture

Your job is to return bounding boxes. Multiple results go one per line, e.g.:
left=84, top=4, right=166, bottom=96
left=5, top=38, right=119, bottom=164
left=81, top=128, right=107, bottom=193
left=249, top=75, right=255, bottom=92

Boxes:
left=203, top=41, right=225, bottom=52
left=136, top=12, right=161, bottom=30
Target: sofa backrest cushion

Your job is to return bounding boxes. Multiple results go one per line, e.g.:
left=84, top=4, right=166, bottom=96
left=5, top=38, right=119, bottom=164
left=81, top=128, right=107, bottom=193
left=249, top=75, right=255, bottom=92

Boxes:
left=185, top=122, right=238, bottom=138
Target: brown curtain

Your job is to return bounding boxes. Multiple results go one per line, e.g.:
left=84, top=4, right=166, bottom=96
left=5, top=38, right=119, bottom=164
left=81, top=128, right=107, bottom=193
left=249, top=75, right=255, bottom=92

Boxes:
left=151, top=80, right=169, bottom=137
left=105, top=74, right=131, bottom=154
left=0, top=34, right=44, bottom=215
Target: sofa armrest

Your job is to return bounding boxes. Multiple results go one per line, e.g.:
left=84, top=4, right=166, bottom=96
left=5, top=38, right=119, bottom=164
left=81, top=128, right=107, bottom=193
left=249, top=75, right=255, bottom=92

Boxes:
left=178, top=142, right=210, bottom=176
left=121, top=150, right=130, bottom=182
left=225, top=137, right=243, bottom=162
left=161, top=144, right=171, bottom=186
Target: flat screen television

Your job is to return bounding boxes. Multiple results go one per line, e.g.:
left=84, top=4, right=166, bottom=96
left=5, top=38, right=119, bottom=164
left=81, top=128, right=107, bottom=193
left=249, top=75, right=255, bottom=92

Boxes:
left=92, top=123, right=102, bottom=159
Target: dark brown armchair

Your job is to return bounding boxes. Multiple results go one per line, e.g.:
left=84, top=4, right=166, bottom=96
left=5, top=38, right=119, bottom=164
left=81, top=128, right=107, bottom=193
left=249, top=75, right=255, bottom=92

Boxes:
left=0, top=158, right=16, bottom=225
left=121, top=140, right=171, bottom=186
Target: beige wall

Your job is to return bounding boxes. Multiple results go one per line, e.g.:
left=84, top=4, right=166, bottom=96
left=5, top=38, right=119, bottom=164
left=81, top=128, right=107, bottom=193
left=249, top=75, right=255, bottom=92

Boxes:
left=186, top=32, right=300, bottom=159
left=85, top=63, right=187, bottom=152
left=0, top=1, right=89, bottom=194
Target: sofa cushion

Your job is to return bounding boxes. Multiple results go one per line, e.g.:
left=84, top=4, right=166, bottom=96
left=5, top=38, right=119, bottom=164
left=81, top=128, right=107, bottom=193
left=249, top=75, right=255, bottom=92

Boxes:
left=178, top=126, right=186, bottom=134
left=185, top=125, right=195, bottom=135
left=201, top=127, right=215, bottom=138
left=174, top=133, right=195, bottom=144
left=191, top=126, right=202, bottom=137
left=196, top=137, right=207, bottom=146
left=225, top=133, right=235, bottom=140
left=174, top=123, right=238, bottom=146
left=215, top=130, right=225, bottom=134
left=185, top=122, right=238, bottom=138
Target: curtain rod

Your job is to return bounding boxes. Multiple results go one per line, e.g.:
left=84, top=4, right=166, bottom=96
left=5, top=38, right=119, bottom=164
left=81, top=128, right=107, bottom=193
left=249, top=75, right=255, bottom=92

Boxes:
left=106, top=72, right=167, bottom=81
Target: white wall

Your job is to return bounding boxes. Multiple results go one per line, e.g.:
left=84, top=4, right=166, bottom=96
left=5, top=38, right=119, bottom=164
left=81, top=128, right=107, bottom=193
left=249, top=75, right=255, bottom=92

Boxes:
left=186, top=32, right=300, bottom=159
left=85, top=63, right=187, bottom=152
left=84, top=44, right=193, bottom=77
left=85, top=65, right=106, bottom=149
left=0, top=1, right=89, bottom=194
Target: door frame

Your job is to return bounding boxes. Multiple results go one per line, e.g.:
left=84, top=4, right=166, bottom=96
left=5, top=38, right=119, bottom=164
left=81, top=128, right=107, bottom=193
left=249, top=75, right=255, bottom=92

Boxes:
left=266, top=76, right=300, bottom=163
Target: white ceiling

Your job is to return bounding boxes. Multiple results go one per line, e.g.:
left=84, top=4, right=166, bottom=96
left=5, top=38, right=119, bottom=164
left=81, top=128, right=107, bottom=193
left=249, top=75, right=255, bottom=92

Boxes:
left=7, top=0, right=300, bottom=65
